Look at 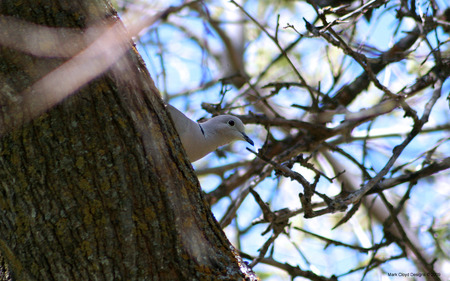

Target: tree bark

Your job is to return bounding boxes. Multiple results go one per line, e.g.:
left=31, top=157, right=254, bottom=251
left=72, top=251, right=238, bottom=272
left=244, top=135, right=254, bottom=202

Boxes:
left=0, top=1, right=253, bottom=280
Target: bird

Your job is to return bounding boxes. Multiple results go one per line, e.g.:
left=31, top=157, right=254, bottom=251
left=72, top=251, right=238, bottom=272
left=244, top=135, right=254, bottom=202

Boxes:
left=166, top=104, right=254, bottom=162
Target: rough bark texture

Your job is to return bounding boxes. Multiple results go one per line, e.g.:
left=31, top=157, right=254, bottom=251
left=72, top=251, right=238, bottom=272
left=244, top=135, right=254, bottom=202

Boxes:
left=0, top=0, right=250, bottom=280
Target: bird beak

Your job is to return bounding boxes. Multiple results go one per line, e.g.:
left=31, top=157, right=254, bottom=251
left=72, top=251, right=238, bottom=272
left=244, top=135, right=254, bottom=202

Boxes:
left=241, top=132, right=254, bottom=146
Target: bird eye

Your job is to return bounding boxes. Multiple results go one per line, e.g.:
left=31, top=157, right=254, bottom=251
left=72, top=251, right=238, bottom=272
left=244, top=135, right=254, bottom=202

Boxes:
left=228, top=120, right=235, bottom=126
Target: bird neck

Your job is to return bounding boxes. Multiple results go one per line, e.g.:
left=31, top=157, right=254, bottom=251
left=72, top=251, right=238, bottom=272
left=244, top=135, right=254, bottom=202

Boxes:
left=201, top=120, right=229, bottom=148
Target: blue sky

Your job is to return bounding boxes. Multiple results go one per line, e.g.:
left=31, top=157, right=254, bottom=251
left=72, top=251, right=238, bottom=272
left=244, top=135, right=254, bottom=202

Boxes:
left=129, top=0, right=450, bottom=279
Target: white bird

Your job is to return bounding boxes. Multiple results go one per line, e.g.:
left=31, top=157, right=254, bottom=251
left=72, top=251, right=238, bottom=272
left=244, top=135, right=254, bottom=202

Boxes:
left=166, top=104, right=254, bottom=162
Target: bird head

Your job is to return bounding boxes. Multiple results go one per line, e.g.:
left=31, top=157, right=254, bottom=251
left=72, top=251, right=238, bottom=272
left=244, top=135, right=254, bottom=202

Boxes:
left=204, top=115, right=254, bottom=146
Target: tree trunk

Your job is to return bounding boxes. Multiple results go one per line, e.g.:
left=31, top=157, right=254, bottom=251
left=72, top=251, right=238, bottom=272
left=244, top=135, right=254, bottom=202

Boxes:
left=0, top=1, right=253, bottom=280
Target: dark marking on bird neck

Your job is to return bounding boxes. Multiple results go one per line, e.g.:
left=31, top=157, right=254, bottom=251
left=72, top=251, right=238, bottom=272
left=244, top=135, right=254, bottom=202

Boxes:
left=198, top=123, right=205, bottom=136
